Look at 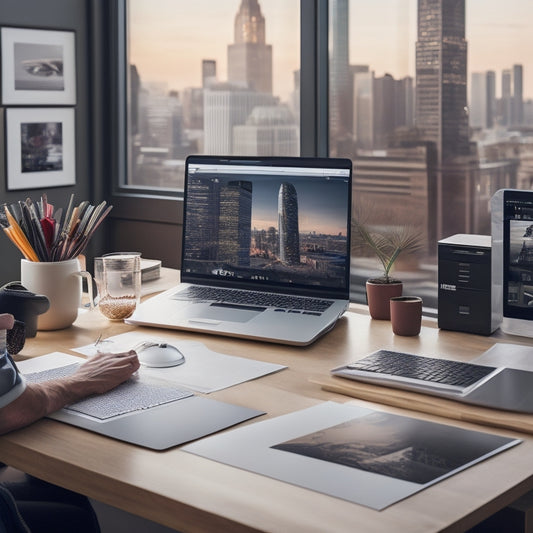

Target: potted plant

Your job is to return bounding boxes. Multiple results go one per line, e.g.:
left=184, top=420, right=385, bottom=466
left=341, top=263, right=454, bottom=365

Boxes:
left=352, top=215, right=422, bottom=320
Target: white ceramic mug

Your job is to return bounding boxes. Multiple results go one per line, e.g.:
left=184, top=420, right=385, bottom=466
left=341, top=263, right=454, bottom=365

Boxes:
left=20, top=258, right=93, bottom=331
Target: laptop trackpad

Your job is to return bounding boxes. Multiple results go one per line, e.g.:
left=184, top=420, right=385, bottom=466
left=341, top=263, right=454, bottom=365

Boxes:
left=190, top=302, right=265, bottom=323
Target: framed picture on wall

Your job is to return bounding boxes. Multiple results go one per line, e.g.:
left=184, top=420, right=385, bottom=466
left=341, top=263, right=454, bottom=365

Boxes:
left=1, top=27, right=76, bottom=105
left=5, top=107, right=76, bottom=190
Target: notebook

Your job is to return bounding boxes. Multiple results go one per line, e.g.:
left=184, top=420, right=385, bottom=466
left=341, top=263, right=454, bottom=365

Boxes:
left=127, top=155, right=353, bottom=346
left=19, top=353, right=264, bottom=450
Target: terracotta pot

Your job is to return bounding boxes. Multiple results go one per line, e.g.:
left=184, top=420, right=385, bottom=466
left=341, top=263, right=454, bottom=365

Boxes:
left=390, top=296, right=423, bottom=336
left=365, top=280, right=402, bottom=320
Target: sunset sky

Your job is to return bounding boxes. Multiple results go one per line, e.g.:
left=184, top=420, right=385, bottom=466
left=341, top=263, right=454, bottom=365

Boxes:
left=129, top=0, right=533, bottom=102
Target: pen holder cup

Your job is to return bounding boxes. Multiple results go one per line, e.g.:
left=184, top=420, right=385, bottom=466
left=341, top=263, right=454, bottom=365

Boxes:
left=20, top=258, right=93, bottom=331
left=94, top=253, right=141, bottom=320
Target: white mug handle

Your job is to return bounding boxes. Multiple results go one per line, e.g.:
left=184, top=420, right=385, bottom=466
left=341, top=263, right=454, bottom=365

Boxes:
left=76, top=270, right=95, bottom=310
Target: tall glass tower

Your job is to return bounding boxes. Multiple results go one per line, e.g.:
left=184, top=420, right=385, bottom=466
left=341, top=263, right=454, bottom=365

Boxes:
left=329, top=0, right=351, bottom=155
left=185, top=177, right=221, bottom=260
left=227, top=0, right=272, bottom=94
left=218, top=181, right=253, bottom=266
left=278, top=183, right=300, bottom=265
left=502, top=69, right=512, bottom=126
left=415, top=0, right=469, bottom=164
left=513, top=64, right=524, bottom=126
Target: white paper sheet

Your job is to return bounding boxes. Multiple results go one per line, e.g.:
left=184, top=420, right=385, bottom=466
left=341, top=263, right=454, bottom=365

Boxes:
left=72, top=331, right=287, bottom=393
left=184, top=402, right=520, bottom=510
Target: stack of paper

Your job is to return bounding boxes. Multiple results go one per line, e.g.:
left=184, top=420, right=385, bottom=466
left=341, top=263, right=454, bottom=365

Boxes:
left=141, top=258, right=161, bottom=282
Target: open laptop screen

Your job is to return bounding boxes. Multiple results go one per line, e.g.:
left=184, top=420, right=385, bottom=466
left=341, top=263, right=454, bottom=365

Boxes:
left=181, top=156, right=352, bottom=299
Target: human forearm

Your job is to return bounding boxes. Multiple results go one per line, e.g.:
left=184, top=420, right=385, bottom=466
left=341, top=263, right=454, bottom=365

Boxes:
left=0, top=350, right=139, bottom=435
left=0, top=379, right=87, bottom=434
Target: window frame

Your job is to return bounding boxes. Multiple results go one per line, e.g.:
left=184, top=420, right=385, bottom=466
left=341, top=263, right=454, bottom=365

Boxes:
left=106, top=0, right=328, bottom=211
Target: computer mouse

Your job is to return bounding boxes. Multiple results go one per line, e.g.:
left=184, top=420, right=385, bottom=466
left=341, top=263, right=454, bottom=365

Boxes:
left=136, top=342, right=185, bottom=368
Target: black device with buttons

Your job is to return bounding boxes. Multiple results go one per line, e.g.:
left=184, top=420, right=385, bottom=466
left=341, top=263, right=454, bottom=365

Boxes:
left=438, top=234, right=499, bottom=335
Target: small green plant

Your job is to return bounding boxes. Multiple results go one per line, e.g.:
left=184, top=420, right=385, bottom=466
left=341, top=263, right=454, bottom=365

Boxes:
left=352, top=216, right=423, bottom=284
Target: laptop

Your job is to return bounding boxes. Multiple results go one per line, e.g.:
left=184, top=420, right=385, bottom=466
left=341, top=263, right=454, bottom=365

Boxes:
left=127, top=155, right=353, bottom=346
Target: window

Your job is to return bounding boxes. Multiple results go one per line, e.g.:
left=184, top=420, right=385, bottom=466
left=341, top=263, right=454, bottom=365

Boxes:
left=330, top=0, right=533, bottom=308
left=121, top=0, right=533, bottom=308
left=126, top=0, right=300, bottom=191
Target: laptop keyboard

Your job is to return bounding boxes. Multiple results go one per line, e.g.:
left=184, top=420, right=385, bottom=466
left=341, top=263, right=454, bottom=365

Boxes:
left=336, top=350, right=498, bottom=393
left=178, top=285, right=334, bottom=314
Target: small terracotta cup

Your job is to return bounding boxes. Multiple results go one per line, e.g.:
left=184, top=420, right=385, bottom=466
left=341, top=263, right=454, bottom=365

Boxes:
left=390, top=296, right=423, bottom=336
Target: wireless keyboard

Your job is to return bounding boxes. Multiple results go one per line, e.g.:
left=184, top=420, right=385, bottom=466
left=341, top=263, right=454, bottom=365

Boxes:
left=332, top=349, right=500, bottom=394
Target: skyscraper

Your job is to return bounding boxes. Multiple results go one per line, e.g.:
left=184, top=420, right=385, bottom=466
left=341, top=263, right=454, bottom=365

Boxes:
left=202, top=59, right=217, bottom=88
left=486, top=70, right=496, bottom=129
left=353, top=69, right=373, bottom=149
left=278, top=183, right=300, bottom=265
left=470, top=72, right=488, bottom=129
left=233, top=105, right=299, bottom=156
left=218, top=181, right=253, bottom=266
left=185, top=177, right=221, bottom=261
left=502, top=69, right=512, bottom=126
left=227, top=0, right=272, bottom=94
left=513, top=64, right=524, bottom=126
left=470, top=71, right=496, bottom=129
left=203, top=83, right=277, bottom=154
left=373, top=74, right=396, bottom=149
left=415, top=0, right=469, bottom=163
left=185, top=178, right=253, bottom=266
left=329, top=0, right=352, bottom=155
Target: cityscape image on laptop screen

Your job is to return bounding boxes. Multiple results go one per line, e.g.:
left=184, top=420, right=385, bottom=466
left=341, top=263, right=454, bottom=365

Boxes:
left=182, top=160, right=351, bottom=291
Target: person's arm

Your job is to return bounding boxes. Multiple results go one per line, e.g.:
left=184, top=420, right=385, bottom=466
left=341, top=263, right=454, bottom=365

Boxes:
left=0, top=350, right=140, bottom=435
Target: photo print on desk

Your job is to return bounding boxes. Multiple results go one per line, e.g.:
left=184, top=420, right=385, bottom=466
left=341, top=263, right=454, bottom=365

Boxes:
left=5, top=107, right=76, bottom=190
left=1, top=27, right=76, bottom=105
left=183, top=402, right=521, bottom=510
left=272, top=410, right=516, bottom=485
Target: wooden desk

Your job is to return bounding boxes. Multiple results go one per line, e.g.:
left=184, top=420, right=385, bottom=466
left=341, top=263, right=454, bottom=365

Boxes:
left=2, top=282, right=533, bottom=532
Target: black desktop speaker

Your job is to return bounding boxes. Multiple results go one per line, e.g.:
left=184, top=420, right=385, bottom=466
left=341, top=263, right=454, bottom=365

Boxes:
left=438, top=234, right=499, bottom=335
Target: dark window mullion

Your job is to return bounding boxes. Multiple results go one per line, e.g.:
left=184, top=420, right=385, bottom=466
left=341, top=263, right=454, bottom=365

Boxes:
left=300, top=0, right=329, bottom=157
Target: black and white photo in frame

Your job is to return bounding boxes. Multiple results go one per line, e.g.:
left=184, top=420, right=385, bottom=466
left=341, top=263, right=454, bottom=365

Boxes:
left=1, top=27, right=76, bottom=105
left=5, top=107, right=76, bottom=190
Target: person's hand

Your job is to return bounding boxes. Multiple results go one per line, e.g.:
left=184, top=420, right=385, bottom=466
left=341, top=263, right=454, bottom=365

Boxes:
left=71, top=350, right=140, bottom=395
left=0, top=349, right=140, bottom=435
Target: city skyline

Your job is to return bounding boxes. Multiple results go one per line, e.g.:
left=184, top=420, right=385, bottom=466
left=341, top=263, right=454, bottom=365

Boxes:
left=129, top=0, right=533, bottom=307
left=129, top=0, right=533, bottom=101
left=183, top=170, right=349, bottom=287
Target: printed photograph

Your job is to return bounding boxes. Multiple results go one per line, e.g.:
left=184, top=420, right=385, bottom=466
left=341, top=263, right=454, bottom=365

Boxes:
left=272, top=411, right=514, bottom=485
left=20, top=121, right=63, bottom=173
left=14, top=42, right=64, bottom=91
left=6, top=107, right=75, bottom=190
left=1, top=28, right=76, bottom=105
